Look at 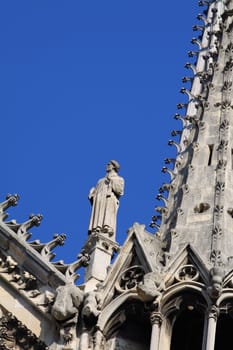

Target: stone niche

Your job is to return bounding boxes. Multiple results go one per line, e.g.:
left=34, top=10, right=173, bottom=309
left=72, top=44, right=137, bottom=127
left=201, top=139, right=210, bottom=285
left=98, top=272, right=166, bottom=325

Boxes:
left=105, top=301, right=151, bottom=350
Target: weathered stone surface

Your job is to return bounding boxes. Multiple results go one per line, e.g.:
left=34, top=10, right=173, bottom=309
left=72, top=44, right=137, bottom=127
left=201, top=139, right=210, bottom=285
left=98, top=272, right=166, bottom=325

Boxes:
left=51, top=283, right=83, bottom=322
left=88, top=160, right=124, bottom=237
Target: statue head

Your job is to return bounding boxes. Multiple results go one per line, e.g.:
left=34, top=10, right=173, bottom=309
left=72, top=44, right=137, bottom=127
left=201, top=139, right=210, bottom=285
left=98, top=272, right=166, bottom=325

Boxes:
left=107, top=160, right=120, bottom=173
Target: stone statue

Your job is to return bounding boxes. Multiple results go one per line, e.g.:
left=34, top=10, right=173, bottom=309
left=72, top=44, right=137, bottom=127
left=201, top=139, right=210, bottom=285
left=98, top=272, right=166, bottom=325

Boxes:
left=88, top=160, right=124, bottom=237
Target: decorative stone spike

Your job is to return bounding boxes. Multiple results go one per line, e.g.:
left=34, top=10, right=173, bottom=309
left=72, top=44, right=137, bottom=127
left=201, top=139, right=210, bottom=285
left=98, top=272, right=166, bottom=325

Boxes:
left=168, top=139, right=182, bottom=153
left=150, top=215, right=161, bottom=230
left=6, top=214, right=43, bottom=241
left=193, top=24, right=205, bottom=31
left=0, top=194, right=19, bottom=221
left=159, top=183, right=171, bottom=193
left=52, top=251, right=90, bottom=283
left=185, top=62, right=198, bottom=74
left=198, top=0, right=211, bottom=6
left=183, top=76, right=194, bottom=84
left=197, top=13, right=209, bottom=24
left=180, top=87, right=197, bottom=101
left=161, top=167, right=176, bottom=182
left=164, top=158, right=176, bottom=165
left=177, top=102, right=188, bottom=110
left=156, top=194, right=168, bottom=207
left=171, top=130, right=182, bottom=137
left=29, top=233, right=67, bottom=261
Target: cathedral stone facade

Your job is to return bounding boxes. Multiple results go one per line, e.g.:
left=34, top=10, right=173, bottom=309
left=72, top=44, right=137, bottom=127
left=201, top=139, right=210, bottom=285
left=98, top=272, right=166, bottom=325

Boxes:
left=2, top=0, right=233, bottom=349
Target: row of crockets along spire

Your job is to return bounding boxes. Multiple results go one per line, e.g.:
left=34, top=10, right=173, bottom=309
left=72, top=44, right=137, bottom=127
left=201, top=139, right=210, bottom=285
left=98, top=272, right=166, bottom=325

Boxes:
left=150, top=0, right=225, bottom=232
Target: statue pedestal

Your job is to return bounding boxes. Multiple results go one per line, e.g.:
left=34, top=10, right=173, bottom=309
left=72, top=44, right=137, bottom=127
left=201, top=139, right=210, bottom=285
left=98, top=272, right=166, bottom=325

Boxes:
left=82, top=232, right=119, bottom=292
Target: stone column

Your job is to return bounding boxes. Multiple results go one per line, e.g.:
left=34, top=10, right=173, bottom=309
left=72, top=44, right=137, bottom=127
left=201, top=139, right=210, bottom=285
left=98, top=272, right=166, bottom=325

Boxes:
left=78, top=328, right=89, bottom=350
left=150, top=312, right=163, bottom=350
left=83, top=233, right=119, bottom=292
left=204, top=306, right=219, bottom=350
left=94, top=329, right=104, bottom=350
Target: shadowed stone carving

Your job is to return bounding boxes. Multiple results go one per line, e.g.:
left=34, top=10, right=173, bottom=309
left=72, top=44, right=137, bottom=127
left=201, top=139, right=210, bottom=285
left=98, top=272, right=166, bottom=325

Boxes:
left=116, top=266, right=145, bottom=293
left=51, top=283, right=83, bottom=322
left=0, top=307, right=48, bottom=349
left=88, top=160, right=124, bottom=237
left=207, top=267, right=224, bottom=299
left=175, top=265, right=199, bottom=282
left=194, top=202, right=210, bottom=213
left=51, top=283, right=84, bottom=344
left=82, top=291, right=101, bottom=326
left=137, top=271, right=165, bottom=303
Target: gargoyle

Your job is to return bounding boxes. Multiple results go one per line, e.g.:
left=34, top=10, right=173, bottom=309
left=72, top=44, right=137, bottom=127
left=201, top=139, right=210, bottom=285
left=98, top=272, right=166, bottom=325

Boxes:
left=207, top=267, right=224, bottom=299
left=82, top=291, right=101, bottom=326
left=137, top=271, right=165, bottom=303
left=51, top=283, right=83, bottom=323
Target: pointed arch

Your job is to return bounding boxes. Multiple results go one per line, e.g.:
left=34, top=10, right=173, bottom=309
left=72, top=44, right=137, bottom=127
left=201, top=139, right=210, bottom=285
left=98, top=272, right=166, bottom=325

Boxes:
left=159, top=284, right=208, bottom=350
left=97, top=292, right=151, bottom=350
left=215, top=293, right=233, bottom=350
left=97, top=291, right=141, bottom=331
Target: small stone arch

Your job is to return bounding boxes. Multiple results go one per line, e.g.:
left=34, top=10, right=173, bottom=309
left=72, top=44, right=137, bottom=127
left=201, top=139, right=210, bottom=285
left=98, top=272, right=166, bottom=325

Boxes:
left=159, top=284, right=208, bottom=350
left=160, top=282, right=209, bottom=311
left=215, top=293, right=233, bottom=349
left=98, top=293, right=151, bottom=350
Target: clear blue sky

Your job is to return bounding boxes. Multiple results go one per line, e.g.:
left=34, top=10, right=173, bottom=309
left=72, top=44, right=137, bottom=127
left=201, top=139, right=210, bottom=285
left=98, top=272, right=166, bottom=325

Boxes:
left=0, top=1, right=199, bottom=268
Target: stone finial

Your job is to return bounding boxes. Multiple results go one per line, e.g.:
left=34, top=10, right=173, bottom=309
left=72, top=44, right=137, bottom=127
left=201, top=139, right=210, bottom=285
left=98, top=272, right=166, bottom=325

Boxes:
left=88, top=160, right=124, bottom=238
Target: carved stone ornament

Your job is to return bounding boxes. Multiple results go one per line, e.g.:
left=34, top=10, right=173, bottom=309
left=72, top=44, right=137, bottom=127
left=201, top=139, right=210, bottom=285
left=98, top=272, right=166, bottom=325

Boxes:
left=216, top=182, right=225, bottom=195
left=175, top=265, right=199, bottom=282
left=207, top=267, right=224, bottom=299
left=210, top=250, right=222, bottom=265
left=0, top=194, right=19, bottom=222
left=222, top=80, right=232, bottom=91
left=217, top=159, right=227, bottom=170
left=217, top=139, right=228, bottom=152
left=51, top=283, right=84, bottom=345
left=227, top=208, right=233, bottom=218
left=0, top=307, right=48, bottom=350
left=0, top=254, right=41, bottom=298
left=220, top=119, right=229, bottom=132
left=223, top=58, right=233, bottom=72
left=6, top=213, right=43, bottom=241
left=208, top=305, right=220, bottom=321
left=214, top=100, right=233, bottom=110
left=0, top=194, right=89, bottom=283
left=150, top=311, right=163, bottom=326
left=115, top=265, right=145, bottom=293
left=225, top=42, right=233, bottom=54
left=82, top=291, right=101, bottom=326
left=137, top=271, right=165, bottom=302
left=214, top=205, right=224, bottom=217
left=51, top=283, right=83, bottom=322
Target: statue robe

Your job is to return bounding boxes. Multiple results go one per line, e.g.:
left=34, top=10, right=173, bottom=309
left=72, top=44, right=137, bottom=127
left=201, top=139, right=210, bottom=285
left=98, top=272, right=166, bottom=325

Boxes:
left=88, top=173, right=124, bottom=236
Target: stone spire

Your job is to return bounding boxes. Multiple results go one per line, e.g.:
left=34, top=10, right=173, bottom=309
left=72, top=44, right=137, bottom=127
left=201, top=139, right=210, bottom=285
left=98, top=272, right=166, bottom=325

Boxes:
left=152, top=0, right=233, bottom=272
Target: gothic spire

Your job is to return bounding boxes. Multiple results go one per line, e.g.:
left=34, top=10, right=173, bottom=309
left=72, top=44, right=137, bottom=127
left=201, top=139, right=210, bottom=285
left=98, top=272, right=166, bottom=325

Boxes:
left=152, top=0, right=233, bottom=272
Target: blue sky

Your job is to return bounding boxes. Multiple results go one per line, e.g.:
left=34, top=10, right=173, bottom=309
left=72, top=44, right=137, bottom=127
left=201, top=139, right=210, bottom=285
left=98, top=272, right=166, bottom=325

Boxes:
left=0, top=1, right=199, bottom=269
